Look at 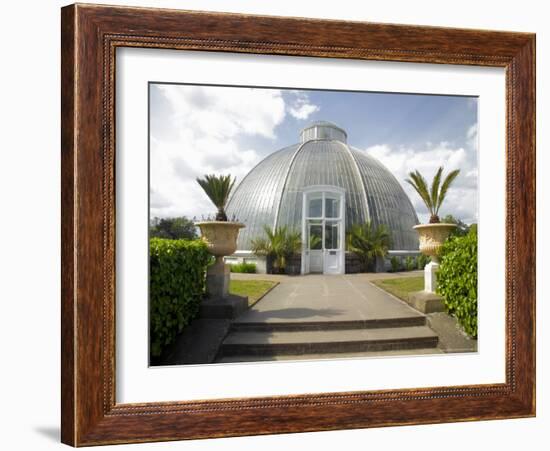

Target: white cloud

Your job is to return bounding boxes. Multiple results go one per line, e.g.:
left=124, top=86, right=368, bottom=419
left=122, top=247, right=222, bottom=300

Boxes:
left=364, top=134, right=478, bottom=224
left=150, top=85, right=286, bottom=218
left=158, top=85, right=286, bottom=139
left=288, top=92, right=320, bottom=120
left=289, top=103, right=319, bottom=120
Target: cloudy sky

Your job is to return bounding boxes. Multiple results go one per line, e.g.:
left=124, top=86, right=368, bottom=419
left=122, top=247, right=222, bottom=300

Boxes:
left=149, top=83, right=478, bottom=224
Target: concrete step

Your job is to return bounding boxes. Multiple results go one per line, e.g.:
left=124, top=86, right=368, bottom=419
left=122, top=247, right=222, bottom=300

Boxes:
left=230, top=315, right=426, bottom=332
left=219, top=326, right=438, bottom=357
left=217, top=347, right=443, bottom=363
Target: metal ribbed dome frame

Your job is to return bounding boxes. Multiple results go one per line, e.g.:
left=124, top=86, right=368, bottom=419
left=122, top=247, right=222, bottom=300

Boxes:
left=226, top=121, right=419, bottom=251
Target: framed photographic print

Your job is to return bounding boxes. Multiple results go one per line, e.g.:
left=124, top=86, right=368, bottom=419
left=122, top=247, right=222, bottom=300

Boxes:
left=61, top=3, right=535, bottom=446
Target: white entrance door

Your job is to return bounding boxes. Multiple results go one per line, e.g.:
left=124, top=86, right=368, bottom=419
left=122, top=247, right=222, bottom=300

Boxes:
left=301, top=187, right=345, bottom=275
left=308, top=222, right=323, bottom=273
left=323, top=220, right=341, bottom=274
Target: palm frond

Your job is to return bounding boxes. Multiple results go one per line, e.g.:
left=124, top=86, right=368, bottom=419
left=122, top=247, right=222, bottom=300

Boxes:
left=435, top=169, right=460, bottom=215
left=251, top=225, right=301, bottom=272
left=430, top=166, right=443, bottom=213
left=406, top=166, right=461, bottom=222
left=196, top=174, right=236, bottom=221
left=250, top=236, right=271, bottom=256
left=347, top=221, right=391, bottom=269
left=406, top=170, right=433, bottom=214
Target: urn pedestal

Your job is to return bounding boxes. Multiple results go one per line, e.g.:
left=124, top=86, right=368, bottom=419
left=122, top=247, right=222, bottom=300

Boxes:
left=409, top=223, right=456, bottom=313
left=195, top=221, right=244, bottom=299
left=195, top=221, right=248, bottom=318
left=205, top=258, right=230, bottom=299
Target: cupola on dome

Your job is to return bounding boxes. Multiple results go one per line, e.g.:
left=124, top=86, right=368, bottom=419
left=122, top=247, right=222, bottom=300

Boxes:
left=299, top=121, right=348, bottom=143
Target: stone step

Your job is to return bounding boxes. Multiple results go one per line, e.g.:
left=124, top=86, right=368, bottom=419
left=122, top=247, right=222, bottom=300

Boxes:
left=230, top=315, right=426, bottom=332
left=199, top=295, right=248, bottom=319
left=219, top=326, right=438, bottom=357
left=217, top=347, right=443, bottom=363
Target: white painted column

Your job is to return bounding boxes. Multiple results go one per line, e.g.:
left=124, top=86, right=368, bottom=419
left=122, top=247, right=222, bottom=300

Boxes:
left=424, top=261, right=439, bottom=293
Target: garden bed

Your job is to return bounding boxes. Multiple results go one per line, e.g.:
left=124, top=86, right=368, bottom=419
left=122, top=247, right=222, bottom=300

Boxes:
left=371, top=276, right=423, bottom=302
left=229, top=279, right=279, bottom=307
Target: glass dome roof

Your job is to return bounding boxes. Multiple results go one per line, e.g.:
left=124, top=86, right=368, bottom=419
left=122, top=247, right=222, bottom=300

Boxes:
left=226, top=121, right=419, bottom=251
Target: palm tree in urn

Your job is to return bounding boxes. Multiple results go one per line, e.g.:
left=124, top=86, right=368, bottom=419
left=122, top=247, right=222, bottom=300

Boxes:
left=196, top=174, right=236, bottom=221
left=405, top=166, right=460, bottom=223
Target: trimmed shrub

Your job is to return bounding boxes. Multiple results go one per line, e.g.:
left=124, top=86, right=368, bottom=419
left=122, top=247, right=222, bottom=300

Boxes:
left=436, top=229, right=478, bottom=338
left=149, top=238, right=210, bottom=357
left=389, top=256, right=401, bottom=272
left=230, top=262, right=257, bottom=273
left=405, top=256, right=415, bottom=271
left=417, top=254, right=430, bottom=270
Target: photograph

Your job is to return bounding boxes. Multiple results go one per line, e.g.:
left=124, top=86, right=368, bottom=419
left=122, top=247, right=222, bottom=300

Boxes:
left=148, top=83, right=479, bottom=365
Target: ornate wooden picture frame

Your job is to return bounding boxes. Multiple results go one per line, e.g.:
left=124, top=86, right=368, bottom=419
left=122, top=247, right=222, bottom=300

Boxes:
left=61, top=3, right=535, bottom=446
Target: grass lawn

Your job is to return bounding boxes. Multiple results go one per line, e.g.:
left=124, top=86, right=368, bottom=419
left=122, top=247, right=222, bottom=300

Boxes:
left=371, top=276, right=424, bottom=302
left=229, top=279, right=278, bottom=307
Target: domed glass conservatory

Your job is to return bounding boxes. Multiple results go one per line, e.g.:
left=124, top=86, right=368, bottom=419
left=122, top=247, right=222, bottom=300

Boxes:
left=225, top=121, right=419, bottom=274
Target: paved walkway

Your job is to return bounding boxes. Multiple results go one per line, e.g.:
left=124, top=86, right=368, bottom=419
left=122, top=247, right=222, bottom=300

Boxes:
left=232, top=273, right=425, bottom=325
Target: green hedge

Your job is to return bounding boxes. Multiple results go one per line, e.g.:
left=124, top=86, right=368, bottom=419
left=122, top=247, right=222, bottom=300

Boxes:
left=230, top=262, right=257, bottom=273
left=149, top=238, right=210, bottom=357
left=436, top=229, right=478, bottom=338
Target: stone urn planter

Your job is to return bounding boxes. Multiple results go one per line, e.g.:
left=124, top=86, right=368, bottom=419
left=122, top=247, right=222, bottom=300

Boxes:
left=414, top=223, right=457, bottom=263
left=413, top=223, right=456, bottom=293
left=196, top=221, right=244, bottom=257
left=196, top=221, right=244, bottom=300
